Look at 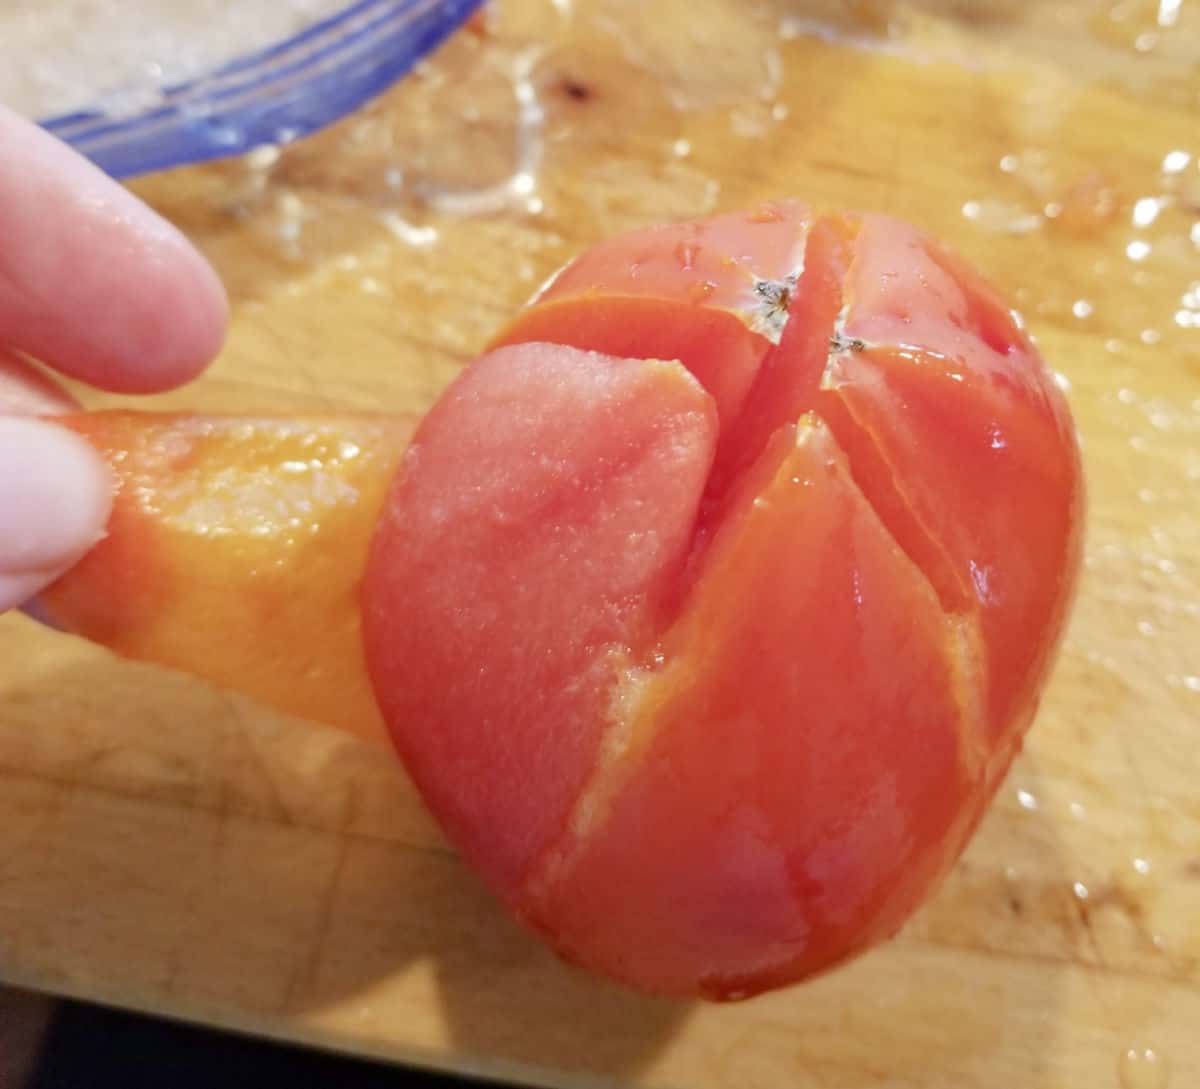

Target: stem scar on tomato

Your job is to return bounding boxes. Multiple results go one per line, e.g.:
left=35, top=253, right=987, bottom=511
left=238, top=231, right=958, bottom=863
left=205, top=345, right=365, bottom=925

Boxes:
left=750, top=275, right=798, bottom=342
left=829, top=331, right=868, bottom=353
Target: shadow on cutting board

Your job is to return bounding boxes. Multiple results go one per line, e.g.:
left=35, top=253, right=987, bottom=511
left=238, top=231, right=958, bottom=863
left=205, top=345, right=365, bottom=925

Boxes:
left=0, top=612, right=1079, bottom=1087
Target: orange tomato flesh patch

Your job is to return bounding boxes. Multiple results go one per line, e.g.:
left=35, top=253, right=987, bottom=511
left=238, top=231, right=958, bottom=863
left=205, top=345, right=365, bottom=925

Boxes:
left=42, top=413, right=413, bottom=746
left=364, top=201, right=1082, bottom=996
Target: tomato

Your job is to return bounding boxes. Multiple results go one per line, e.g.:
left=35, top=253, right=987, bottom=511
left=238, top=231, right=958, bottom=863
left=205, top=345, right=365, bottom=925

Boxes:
left=45, top=200, right=1083, bottom=1000
left=363, top=201, right=1084, bottom=997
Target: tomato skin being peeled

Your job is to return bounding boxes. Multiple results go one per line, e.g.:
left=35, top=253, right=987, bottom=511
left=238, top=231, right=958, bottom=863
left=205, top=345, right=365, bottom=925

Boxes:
left=364, top=201, right=1085, bottom=999
left=43, top=412, right=413, bottom=747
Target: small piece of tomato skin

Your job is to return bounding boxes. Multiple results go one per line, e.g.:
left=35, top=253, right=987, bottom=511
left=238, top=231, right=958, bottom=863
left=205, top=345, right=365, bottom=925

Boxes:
left=702, top=212, right=853, bottom=505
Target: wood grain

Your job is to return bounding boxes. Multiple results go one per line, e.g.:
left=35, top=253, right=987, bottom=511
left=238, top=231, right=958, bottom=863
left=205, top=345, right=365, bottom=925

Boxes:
left=2, top=2, right=1198, bottom=1086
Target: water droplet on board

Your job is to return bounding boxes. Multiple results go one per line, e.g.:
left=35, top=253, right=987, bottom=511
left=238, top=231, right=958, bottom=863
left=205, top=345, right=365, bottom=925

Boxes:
left=961, top=199, right=1043, bottom=234
left=1162, top=149, right=1190, bottom=173
left=1118, top=1046, right=1168, bottom=1089
left=1132, top=196, right=1165, bottom=228
left=1126, top=239, right=1152, bottom=262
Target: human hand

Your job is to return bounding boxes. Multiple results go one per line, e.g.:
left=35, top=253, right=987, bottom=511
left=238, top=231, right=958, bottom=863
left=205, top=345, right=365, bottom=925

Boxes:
left=0, top=105, right=227, bottom=612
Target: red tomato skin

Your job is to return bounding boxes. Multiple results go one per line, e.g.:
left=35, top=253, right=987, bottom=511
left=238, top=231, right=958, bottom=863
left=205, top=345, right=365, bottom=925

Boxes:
left=364, top=203, right=1084, bottom=997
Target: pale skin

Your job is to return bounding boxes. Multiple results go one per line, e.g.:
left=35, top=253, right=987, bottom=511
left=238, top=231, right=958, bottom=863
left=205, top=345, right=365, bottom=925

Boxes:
left=0, top=104, right=228, bottom=612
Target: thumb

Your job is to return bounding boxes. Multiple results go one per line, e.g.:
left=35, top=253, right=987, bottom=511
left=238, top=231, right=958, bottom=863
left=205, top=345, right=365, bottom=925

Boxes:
left=0, top=416, right=112, bottom=613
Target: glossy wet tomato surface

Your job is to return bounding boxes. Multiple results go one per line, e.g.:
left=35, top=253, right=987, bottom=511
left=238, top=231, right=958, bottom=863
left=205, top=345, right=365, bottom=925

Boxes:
left=363, top=200, right=1084, bottom=998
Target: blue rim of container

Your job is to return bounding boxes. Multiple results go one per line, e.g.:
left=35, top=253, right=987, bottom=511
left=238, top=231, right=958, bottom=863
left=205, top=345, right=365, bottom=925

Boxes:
left=38, top=0, right=483, bottom=180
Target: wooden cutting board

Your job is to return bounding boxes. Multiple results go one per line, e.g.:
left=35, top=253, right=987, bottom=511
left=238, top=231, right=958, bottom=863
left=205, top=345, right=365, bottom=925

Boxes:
left=1, top=3, right=1198, bottom=1086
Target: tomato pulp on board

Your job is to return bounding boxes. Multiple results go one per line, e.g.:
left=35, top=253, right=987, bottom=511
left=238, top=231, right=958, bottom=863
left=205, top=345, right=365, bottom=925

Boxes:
left=364, top=201, right=1084, bottom=998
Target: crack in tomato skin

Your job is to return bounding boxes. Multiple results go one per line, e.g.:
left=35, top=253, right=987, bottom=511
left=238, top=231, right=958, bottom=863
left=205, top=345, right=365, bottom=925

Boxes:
left=817, top=359, right=976, bottom=620
left=812, top=213, right=1083, bottom=748
left=816, top=361, right=977, bottom=617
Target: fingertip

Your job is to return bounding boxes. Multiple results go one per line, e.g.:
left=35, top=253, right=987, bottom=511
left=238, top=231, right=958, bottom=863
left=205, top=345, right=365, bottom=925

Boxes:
left=101, top=230, right=231, bottom=393
left=0, top=106, right=229, bottom=393
left=0, top=416, right=113, bottom=612
left=185, top=249, right=232, bottom=379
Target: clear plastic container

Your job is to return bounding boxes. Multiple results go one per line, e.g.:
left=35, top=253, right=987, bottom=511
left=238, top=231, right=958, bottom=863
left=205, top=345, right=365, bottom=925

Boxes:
left=29, top=0, right=482, bottom=179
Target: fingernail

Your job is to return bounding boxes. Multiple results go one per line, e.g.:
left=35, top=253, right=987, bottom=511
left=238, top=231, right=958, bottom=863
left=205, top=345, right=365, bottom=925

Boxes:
left=0, top=417, right=112, bottom=611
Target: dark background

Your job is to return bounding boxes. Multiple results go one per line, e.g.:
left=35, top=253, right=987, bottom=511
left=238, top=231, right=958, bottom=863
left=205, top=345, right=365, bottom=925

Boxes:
left=19, top=999, right=497, bottom=1089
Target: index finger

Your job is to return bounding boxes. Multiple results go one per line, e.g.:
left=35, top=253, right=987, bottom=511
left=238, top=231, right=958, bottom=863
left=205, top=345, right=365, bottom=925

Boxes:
left=0, top=106, right=228, bottom=394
